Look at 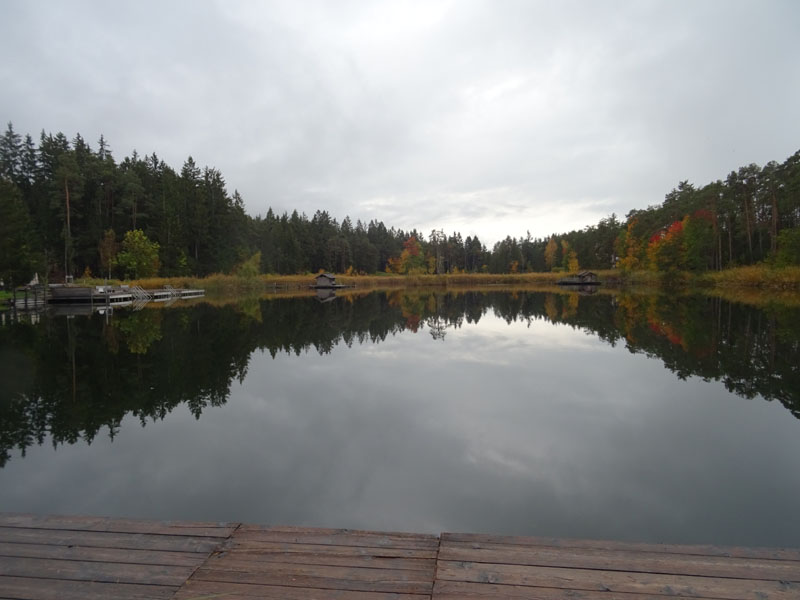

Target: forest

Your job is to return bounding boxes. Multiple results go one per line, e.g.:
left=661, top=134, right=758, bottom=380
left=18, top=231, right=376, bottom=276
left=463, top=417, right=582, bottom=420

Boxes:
left=1, top=122, right=799, bottom=286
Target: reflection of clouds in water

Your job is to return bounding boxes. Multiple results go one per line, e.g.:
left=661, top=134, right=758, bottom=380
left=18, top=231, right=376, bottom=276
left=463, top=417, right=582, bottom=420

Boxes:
left=1, top=309, right=800, bottom=548
left=466, top=446, right=536, bottom=478
left=362, top=313, right=610, bottom=367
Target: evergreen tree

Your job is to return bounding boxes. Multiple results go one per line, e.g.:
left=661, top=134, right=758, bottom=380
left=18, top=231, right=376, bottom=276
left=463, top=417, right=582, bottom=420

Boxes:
left=0, top=180, right=38, bottom=286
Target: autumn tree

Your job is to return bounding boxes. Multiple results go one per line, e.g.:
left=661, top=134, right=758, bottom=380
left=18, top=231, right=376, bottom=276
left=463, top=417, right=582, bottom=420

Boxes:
left=616, top=218, right=644, bottom=271
left=561, top=240, right=579, bottom=272
left=544, top=237, right=559, bottom=270
left=399, top=236, right=426, bottom=274
left=646, top=220, right=684, bottom=272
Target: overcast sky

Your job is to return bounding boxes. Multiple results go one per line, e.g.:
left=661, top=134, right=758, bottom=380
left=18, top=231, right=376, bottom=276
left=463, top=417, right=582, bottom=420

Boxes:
left=2, top=0, right=799, bottom=244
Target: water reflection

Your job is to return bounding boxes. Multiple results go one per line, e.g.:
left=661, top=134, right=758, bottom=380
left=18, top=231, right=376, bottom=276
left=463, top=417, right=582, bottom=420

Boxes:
left=1, top=290, right=799, bottom=546
left=1, top=290, right=799, bottom=468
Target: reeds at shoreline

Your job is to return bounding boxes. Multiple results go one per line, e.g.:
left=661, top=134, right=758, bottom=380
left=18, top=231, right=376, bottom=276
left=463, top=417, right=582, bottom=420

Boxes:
left=63, top=265, right=800, bottom=297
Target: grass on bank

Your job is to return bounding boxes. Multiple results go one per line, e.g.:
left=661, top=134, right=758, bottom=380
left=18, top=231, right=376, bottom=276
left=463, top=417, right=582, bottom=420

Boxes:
left=63, top=265, right=800, bottom=296
left=606, top=265, right=800, bottom=290
left=696, top=265, right=800, bottom=289
left=72, top=271, right=589, bottom=292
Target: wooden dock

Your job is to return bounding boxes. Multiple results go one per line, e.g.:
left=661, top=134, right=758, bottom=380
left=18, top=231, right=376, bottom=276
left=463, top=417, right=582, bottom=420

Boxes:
left=0, top=514, right=798, bottom=599
left=9, top=285, right=205, bottom=313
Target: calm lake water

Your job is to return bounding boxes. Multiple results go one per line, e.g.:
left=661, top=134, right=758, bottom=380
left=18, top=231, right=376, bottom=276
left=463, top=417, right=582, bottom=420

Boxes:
left=1, top=289, right=799, bottom=548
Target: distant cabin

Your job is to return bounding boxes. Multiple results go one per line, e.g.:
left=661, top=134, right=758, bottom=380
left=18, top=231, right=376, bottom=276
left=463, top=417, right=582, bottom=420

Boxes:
left=558, top=271, right=600, bottom=285
left=313, top=273, right=337, bottom=288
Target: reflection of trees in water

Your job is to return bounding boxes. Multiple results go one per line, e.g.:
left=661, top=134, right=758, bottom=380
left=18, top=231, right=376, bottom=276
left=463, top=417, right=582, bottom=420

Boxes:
left=1, top=290, right=798, bottom=465
left=608, top=294, right=800, bottom=417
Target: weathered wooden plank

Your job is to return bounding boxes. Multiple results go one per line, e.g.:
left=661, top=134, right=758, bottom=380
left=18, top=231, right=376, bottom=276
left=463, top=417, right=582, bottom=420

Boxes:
left=228, top=540, right=438, bottom=559
left=432, top=580, right=708, bottom=599
left=442, top=532, right=800, bottom=562
left=440, top=540, right=800, bottom=581
left=193, top=564, right=434, bottom=594
left=436, top=560, right=799, bottom=600
left=0, top=541, right=204, bottom=567
left=0, top=527, right=222, bottom=553
left=234, top=526, right=439, bottom=550
left=241, top=524, right=436, bottom=539
left=0, top=575, right=175, bottom=600
left=0, top=512, right=228, bottom=528
left=198, top=559, right=435, bottom=582
left=210, top=551, right=435, bottom=572
left=0, top=513, right=236, bottom=538
left=175, top=579, right=431, bottom=600
left=0, top=556, right=195, bottom=587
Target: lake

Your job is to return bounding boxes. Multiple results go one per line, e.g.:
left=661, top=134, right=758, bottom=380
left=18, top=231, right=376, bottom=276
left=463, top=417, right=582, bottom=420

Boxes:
left=1, top=288, right=799, bottom=548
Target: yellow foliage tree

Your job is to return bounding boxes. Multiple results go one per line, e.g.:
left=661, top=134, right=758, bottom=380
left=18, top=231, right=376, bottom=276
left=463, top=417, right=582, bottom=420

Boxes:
left=544, top=237, right=558, bottom=270
left=385, top=256, right=403, bottom=274
left=567, top=252, right=580, bottom=273
left=617, top=219, right=643, bottom=271
left=561, top=240, right=579, bottom=272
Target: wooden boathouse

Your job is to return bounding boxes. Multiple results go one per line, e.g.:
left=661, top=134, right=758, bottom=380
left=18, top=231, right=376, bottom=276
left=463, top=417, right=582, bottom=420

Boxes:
left=0, top=512, right=796, bottom=599
left=313, top=272, right=339, bottom=288
left=558, top=270, right=600, bottom=285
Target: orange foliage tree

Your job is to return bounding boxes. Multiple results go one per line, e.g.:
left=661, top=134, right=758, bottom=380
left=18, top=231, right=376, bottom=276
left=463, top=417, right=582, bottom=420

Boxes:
left=646, top=220, right=684, bottom=271
left=399, top=236, right=426, bottom=274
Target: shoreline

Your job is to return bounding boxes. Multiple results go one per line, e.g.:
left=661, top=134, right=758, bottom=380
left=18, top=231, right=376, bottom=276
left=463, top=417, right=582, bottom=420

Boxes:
left=82, top=265, right=800, bottom=292
left=3, top=266, right=799, bottom=308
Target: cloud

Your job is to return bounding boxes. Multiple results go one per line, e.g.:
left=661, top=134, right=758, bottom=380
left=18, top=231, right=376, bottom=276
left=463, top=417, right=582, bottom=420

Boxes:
left=1, top=0, right=799, bottom=244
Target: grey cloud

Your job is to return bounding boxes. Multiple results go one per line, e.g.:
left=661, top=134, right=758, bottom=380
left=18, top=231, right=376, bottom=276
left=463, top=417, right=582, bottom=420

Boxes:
left=2, top=0, right=798, bottom=244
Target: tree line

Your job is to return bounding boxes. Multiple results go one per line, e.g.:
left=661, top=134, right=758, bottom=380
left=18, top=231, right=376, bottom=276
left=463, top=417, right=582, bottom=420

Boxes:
left=1, top=122, right=799, bottom=286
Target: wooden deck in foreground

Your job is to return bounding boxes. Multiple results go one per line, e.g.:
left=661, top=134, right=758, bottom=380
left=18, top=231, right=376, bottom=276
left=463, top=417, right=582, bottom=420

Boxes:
left=0, top=514, right=798, bottom=599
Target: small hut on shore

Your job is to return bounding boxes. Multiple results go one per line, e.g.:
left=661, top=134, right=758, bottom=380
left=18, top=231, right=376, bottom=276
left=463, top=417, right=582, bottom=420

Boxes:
left=313, top=273, right=337, bottom=288
left=558, top=271, right=600, bottom=285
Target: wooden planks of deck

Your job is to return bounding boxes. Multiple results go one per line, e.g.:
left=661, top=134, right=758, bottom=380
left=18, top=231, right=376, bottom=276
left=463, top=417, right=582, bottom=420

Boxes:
left=0, top=513, right=236, bottom=600
left=174, top=524, right=439, bottom=599
left=1, top=514, right=799, bottom=600
left=434, top=533, right=800, bottom=599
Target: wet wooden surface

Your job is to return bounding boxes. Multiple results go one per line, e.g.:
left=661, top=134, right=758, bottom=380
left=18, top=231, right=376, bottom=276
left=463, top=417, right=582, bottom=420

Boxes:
left=433, top=532, right=800, bottom=600
left=1, top=513, right=798, bottom=599
left=0, top=513, right=236, bottom=600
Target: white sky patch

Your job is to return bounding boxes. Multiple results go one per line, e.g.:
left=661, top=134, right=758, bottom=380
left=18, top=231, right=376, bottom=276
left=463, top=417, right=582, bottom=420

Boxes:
left=2, top=0, right=799, bottom=242
left=358, top=187, right=618, bottom=243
